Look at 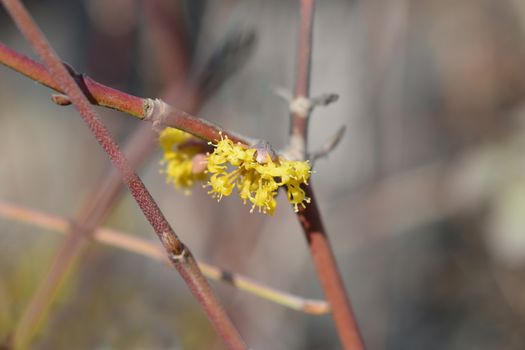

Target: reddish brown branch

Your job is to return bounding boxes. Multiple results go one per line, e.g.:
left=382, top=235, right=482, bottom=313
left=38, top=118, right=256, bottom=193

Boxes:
left=144, top=98, right=251, bottom=144
left=0, top=42, right=144, bottom=117
left=10, top=1, right=200, bottom=345
left=1, top=1, right=247, bottom=349
left=297, top=188, right=365, bottom=349
left=295, top=0, right=314, bottom=99
left=0, top=42, right=253, bottom=145
left=290, top=0, right=365, bottom=349
left=289, top=0, right=315, bottom=160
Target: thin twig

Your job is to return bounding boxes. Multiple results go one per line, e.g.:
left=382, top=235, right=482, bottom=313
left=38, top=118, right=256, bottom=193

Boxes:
left=309, top=126, right=347, bottom=163
left=289, top=1, right=365, bottom=349
left=1, top=1, right=247, bottom=349
left=0, top=201, right=330, bottom=315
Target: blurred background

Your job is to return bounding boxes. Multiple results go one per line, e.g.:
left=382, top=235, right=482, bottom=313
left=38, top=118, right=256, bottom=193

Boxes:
left=2, top=0, right=525, bottom=349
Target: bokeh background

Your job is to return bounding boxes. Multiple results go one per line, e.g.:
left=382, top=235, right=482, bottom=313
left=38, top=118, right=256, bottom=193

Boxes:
left=2, top=0, right=525, bottom=349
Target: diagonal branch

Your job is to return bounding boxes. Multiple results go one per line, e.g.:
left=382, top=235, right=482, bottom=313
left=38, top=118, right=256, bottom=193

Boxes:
left=0, top=201, right=330, bottom=315
left=0, top=42, right=254, bottom=145
left=0, top=41, right=145, bottom=117
left=9, top=1, right=201, bottom=344
left=1, top=1, right=247, bottom=349
left=288, top=1, right=365, bottom=349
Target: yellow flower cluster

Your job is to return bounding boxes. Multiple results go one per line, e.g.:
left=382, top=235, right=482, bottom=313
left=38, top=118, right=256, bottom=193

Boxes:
left=159, top=129, right=312, bottom=214
left=206, top=137, right=311, bottom=214
left=159, top=128, right=206, bottom=193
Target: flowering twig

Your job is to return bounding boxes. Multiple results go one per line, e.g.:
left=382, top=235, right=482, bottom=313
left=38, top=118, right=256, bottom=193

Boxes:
left=1, top=1, right=247, bottom=349
left=0, top=200, right=330, bottom=315
left=288, top=1, right=365, bottom=349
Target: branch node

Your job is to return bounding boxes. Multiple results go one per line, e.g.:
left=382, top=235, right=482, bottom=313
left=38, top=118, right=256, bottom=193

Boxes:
left=51, top=94, right=71, bottom=106
left=278, top=89, right=339, bottom=118
left=144, top=98, right=171, bottom=133
left=170, top=246, right=188, bottom=263
left=281, top=134, right=306, bottom=161
left=253, top=140, right=279, bottom=163
left=160, top=230, right=186, bottom=262
left=289, top=96, right=313, bottom=118
left=143, top=98, right=158, bottom=121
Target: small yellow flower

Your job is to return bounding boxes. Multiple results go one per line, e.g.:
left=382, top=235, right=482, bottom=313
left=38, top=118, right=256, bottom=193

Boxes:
left=206, top=137, right=311, bottom=214
left=159, top=129, right=311, bottom=214
left=159, top=128, right=206, bottom=192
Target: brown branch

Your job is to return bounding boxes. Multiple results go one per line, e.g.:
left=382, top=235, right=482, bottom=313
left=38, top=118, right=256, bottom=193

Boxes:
left=1, top=1, right=247, bottom=349
left=0, top=42, right=253, bottom=145
left=289, top=1, right=365, bottom=349
left=0, top=41, right=144, bottom=117
left=296, top=188, right=364, bottom=349
left=8, top=1, right=201, bottom=346
left=0, top=201, right=330, bottom=315
left=143, top=98, right=253, bottom=145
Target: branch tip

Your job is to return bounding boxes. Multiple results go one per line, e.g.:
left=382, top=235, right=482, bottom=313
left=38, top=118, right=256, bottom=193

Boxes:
left=274, top=86, right=293, bottom=102
left=289, top=96, right=313, bottom=118
left=311, top=93, right=339, bottom=106
left=310, top=125, right=347, bottom=163
left=144, top=98, right=172, bottom=133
